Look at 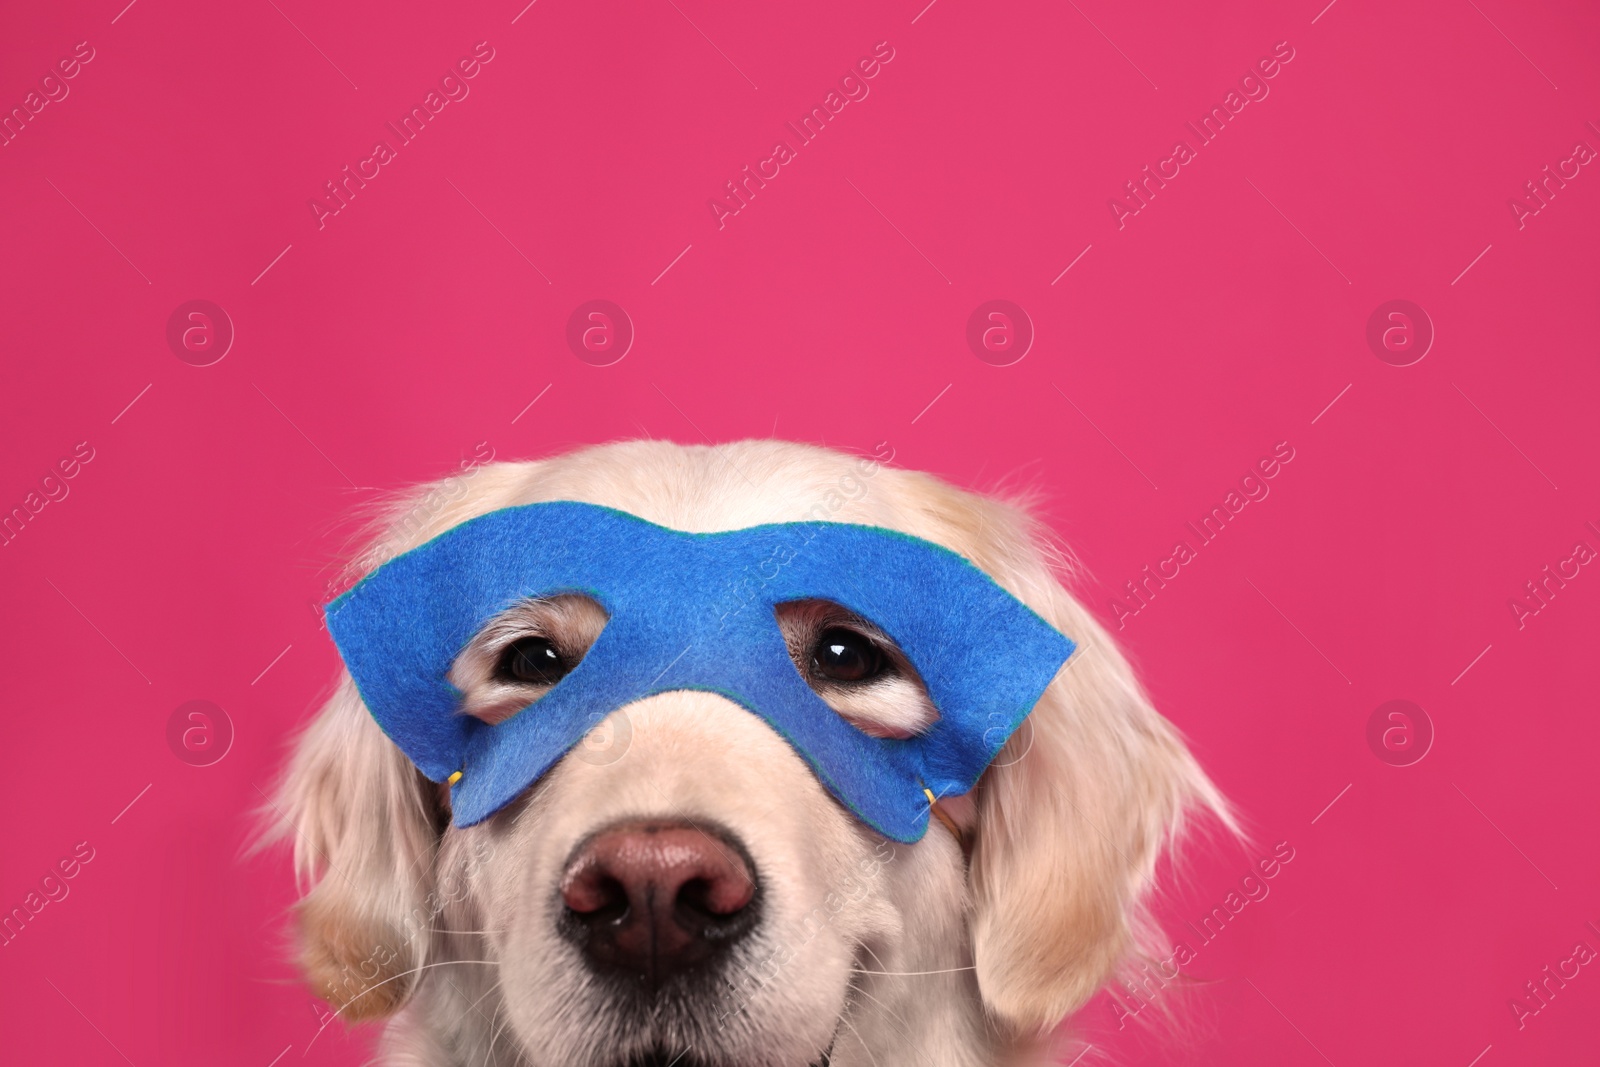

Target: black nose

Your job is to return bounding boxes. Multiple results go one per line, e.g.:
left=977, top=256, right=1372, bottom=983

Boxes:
left=558, top=820, right=760, bottom=987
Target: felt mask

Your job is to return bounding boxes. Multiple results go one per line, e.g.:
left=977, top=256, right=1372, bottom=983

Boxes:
left=324, top=501, right=1075, bottom=842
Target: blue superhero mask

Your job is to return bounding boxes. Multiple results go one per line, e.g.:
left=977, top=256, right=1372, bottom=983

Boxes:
left=324, top=501, right=1074, bottom=842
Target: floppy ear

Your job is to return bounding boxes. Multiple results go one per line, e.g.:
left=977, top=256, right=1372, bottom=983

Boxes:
left=899, top=476, right=1232, bottom=1032
left=261, top=459, right=552, bottom=1021
left=266, top=677, right=443, bottom=1020
left=260, top=460, right=548, bottom=1019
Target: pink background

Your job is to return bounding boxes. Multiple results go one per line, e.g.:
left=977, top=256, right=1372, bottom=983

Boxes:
left=2, top=0, right=1597, bottom=1063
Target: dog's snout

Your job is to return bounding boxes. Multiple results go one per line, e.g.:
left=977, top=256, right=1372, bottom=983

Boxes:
left=558, top=820, right=759, bottom=985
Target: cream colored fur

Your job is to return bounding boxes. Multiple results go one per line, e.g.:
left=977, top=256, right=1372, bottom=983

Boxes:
left=265, top=440, right=1231, bottom=1066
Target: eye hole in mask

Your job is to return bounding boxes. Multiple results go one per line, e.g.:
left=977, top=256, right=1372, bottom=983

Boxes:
left=451, top=593, right=609, bottom=725
left=774, top=598, right=940, bottom=740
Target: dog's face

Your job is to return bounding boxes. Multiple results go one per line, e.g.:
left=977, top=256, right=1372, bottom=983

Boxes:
left=272, top=441, right=1228, bottom=1067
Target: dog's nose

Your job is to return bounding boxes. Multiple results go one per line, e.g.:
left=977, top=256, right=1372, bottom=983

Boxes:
left=558, top=820, right=759, bottom=984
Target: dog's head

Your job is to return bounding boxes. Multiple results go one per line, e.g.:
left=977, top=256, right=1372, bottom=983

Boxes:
left=269, top=440, right=1229, bottom=1066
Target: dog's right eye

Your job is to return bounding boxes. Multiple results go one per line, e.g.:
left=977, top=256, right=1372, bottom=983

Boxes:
left=452, top=594, right=608, bottom=724
left=497, top=636, right=570, bottom=686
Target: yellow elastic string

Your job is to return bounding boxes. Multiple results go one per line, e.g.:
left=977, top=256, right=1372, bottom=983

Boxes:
left=922, top=786, right=964, bottom=843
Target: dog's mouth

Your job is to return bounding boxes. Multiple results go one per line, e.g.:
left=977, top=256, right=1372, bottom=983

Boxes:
left=619, top=1054, right=702, bottom=1067
left=616, top=1038, right=835, bottom=1067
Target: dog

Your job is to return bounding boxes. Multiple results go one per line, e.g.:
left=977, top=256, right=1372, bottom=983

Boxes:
left=267, top=439, right=1231, bottom=1067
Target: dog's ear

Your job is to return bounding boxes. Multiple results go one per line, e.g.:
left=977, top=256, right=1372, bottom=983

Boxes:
left=267, top=677, right=442, bottom=1021
left=900, top=476, right=1232, bottom=1032
left=259, top=461, right=537, bottom=1020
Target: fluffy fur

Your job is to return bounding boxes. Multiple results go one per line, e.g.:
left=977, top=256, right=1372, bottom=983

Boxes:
left=264, top=440, right=1231, bottom=1066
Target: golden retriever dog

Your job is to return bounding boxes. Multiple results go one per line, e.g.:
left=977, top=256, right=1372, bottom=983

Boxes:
left=267, top=439, right=1230, bottom=1067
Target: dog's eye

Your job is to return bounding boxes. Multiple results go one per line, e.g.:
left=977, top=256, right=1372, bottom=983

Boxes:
left=497, top=636, right=569, bottom=686
left=775, top=599, right=938, bottom=738
left=812, top=627, right=887, bottom=684
left=453, top=594, right=608, bottom=725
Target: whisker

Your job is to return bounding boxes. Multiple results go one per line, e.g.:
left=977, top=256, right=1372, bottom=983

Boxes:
left=444, top=974, right=500, bottom=1026
left=847, top=946, right=912, bottom=1036
left=845, top=979, right=911, bottom=1038
left=838, top=1013, right=880, bottom=1067
left=480, top=981, right=517, bottom=1067
left=850, top=965, right=976, bottom=976
left=486, top=982, right=525, bottom=1067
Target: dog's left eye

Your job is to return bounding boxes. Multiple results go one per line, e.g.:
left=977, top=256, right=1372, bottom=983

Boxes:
left=776, top=599, right=938, bottom=738
left=813, top=628, right=887, bottom=683
left=497, top=636, right=570, bottom=685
